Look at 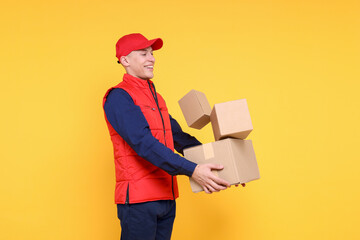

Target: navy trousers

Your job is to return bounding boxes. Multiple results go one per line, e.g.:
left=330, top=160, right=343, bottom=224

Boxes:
left=117, top=200, right=176, bottom=240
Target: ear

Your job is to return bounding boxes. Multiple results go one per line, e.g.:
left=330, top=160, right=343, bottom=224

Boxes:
left=120, top=56, right=130, bottom=67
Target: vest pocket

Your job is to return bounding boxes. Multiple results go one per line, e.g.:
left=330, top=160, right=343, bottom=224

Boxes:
left=139, top=105, right=162, bottom=129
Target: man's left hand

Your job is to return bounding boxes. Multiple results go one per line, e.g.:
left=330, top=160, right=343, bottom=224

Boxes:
left=232, top=183, right=246, bottom=187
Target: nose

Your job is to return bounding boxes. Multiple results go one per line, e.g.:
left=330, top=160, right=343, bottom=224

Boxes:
left=148, top=53, right=155, bottom=62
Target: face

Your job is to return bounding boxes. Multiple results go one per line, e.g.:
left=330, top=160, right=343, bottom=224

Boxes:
left=123, top=47, right=155, bottom=80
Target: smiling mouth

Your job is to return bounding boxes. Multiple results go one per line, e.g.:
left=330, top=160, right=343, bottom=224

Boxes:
left=145, top=66, right=154, bottom=70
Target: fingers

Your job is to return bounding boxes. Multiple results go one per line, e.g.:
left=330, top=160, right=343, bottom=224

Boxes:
left=203, top=183, right=220, bottom=194
left=207, top=163, right=224, bottom=171
left=210, top=181, right=227, bottom=191
left=211, top=175, right=230, bottom=188
left=234, top=183, right=246, bottom=187
left=192, top=164, right=238, bottom=193
left=203, top=181, right=246, bottom=193
left=203, top=186, right=211, bottom=194
left=203, top=179, right=227, bottom=193
left=206, top=184, right=217, bottom=193
left=204, top=166, right=230, bottom=187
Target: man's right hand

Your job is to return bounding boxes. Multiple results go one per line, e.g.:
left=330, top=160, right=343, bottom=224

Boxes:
left=191, top=164, right=230, bottom=194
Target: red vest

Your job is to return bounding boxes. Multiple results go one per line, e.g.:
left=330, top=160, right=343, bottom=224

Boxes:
left=103, top=74, right=179, bottom=204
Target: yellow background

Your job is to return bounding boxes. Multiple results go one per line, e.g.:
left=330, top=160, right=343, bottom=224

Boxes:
left=1, top=0, right=359, bottom=239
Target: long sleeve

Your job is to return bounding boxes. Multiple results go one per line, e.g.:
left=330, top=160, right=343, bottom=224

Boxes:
left=104, top=88, right=197, bottom=177
left=169, top=115, right=202, bottom=155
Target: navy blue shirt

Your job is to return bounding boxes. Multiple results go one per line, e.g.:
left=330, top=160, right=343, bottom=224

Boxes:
left=104, top=88, right=201, bottom=177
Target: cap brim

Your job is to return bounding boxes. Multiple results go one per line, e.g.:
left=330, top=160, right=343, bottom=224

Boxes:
left=149, top=38, right=163, bottom=51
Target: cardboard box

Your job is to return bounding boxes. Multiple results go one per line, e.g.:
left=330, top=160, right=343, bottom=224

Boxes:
left=210, top=99, right=253, bottom=140
left=178, top=90, right=212, bottom=129
left=184, top=138, right=260, bottom=193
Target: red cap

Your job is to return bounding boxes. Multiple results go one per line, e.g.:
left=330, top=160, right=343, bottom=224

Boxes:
left=115, top=33, right=163, bottom=61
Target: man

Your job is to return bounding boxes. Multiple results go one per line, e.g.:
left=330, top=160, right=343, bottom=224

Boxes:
left=103, top=33, right=230, bottom=240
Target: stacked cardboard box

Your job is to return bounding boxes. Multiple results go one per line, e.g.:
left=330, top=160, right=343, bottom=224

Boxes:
left=178, top=90, right=260, bottom=193
left=178, top=90, right=212, bottom=129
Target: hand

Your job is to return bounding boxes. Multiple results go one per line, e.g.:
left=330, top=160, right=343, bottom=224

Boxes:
left=233, top=183, right=246, bottom=187
left=191, top=164, right=230, bottom=194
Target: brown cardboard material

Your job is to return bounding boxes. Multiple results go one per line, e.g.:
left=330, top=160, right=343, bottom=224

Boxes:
left=184, top=138, right=260, bottom=193
left=178, top=90, right=212, bottom=129
left=210, top=99, right=253, bottom=140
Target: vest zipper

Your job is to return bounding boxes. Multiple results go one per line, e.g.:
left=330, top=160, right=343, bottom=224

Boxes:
left=171, top=177, right=175, bottom=200
left=147, top=81, right=167, bottom=147
left=125, top=183, right=129, bottom=204
left=147, top=81, right=175, bottom=200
